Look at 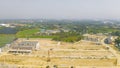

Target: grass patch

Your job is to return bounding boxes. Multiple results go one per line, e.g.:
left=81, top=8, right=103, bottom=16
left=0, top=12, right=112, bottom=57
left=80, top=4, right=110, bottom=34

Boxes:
left=16, top=29, right=39, bottom=38
left=29, top=35, right=56, bottom=38
left=0, top=34, right=15, bottom=47
left=16, top=29, right=56, bottom=38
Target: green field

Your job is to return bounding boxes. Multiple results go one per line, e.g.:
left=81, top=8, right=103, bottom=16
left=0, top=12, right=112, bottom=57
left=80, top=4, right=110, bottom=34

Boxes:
left=16, top=29, right=56, bottom=38
left=16, top=29, right=39, bottom=38
left=0, top=34, right=15, bottom=47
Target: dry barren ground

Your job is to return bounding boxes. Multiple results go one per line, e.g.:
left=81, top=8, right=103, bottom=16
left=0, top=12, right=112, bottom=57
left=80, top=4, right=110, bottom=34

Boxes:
left=0, top=38, right=120, bottom=68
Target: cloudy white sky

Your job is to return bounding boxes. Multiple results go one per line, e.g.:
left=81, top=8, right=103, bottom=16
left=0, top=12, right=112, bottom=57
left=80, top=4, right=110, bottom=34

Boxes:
left=0, top=0, right=120, bottom=19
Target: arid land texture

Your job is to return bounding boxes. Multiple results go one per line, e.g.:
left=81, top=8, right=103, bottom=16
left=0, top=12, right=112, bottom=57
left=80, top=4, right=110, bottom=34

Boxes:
left=0, top=34, right=120, bottom=68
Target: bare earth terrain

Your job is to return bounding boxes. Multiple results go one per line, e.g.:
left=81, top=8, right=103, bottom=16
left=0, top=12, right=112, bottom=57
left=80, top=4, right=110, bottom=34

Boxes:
left=0, top=38, right=120, bottom=68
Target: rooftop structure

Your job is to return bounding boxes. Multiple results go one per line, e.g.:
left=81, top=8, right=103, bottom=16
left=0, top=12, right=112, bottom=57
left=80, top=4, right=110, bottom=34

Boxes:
left=8, top=41, right=40, bottom=54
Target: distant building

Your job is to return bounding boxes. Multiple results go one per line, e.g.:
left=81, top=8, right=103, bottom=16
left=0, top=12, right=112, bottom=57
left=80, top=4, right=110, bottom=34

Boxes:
left=46, top=30, right=60, bottom=34
left=0, top=24, right=10, bottom=27
left=60, top=29, right=69, bottom=32
left=8, top=41, right=40, bottom=54
left=40, top=29, right=61, bottom=35
left=83, top=34, right=102, bottom=45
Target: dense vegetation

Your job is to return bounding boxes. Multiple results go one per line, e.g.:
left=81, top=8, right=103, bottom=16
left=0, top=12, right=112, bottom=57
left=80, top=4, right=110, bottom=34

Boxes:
left=111, top=31, right=120, bottom=36
left=114, top=37, right=120, bottom=51
left=1, top=19, right=120, bottom=47
left=52, top=32, right=83, bottom=43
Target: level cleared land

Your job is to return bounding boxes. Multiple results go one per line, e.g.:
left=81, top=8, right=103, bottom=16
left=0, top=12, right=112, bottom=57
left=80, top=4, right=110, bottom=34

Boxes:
left=0, top=38, right=119, bottom=68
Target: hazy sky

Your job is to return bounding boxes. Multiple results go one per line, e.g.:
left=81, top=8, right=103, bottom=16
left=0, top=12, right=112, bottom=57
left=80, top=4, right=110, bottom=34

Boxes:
left=0, top=0, right=120, bottom=19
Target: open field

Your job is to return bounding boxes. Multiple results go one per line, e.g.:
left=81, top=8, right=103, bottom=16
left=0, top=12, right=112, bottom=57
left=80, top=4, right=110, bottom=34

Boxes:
left=16, top=29, right=39, bottom=38
left=0, top=34, right=15, bottom=47
left=16, top=29, right=56, bottom=38
left=0, top=38, right=120, bottom=68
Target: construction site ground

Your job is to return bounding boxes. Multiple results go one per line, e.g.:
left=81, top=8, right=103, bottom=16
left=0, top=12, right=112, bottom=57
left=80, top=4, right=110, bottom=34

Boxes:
left=0, top=38, right=120, bottom=68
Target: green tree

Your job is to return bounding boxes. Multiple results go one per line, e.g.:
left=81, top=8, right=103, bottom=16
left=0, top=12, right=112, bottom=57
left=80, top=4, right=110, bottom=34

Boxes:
left=115, top=37, right=120, bottom=46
